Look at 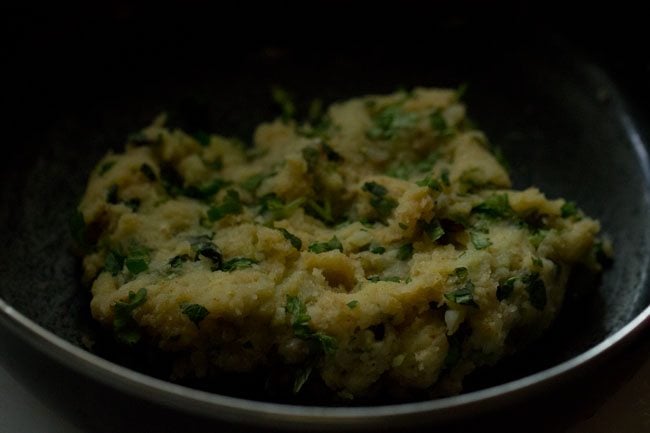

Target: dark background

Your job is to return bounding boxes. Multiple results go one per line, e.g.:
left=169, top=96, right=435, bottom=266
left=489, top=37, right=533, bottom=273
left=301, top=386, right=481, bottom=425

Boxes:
left=3, top=1, right=649, bottom=143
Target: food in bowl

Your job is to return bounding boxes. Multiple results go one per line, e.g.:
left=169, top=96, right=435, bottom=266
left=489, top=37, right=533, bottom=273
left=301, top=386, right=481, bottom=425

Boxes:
left=75, top=87, right=609, bottom=398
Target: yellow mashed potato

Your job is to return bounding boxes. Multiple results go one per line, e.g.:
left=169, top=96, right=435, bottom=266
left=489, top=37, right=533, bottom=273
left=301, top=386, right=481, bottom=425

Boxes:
left=78, top=88, right=607, bottom=398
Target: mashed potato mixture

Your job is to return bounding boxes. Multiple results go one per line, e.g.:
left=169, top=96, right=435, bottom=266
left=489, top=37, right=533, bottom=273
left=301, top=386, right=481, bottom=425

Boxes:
left=77, top=88, right=607, bottom=397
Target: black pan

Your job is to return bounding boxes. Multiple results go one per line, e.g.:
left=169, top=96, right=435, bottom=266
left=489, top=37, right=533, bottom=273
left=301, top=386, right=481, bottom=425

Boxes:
left=2, top=3, right=649, bottom=432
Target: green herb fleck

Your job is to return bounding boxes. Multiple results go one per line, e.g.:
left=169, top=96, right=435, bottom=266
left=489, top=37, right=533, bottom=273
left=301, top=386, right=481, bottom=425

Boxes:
left=347, top=300, right=359, bottom=309
left=429, top=110, right=455, bottom=137
left=396, top=243, right=414, bottom=261
left=113, top=288, right=147, bottom=345
left=98, top=161, right=116, bottom=176
left=440, top=169, right=451, bottom=186
left=532, top=256, right=543, bottom=268
left=472, top=194, right=514, bottom=219
left=271, top=86, right=295, bottom=123
left=362, top=182, right=398, bottom=220
left=106, top=184, right=119, bottom=204
left=523, top=273, right=547, bottom=310
left=207, top=189, right=242, bottom=221
left=259, top=194, right=305, bottom=220
left=140, top=163, right=157, bottom=181
left=285, top=295, right=337, bottom=355
left=189, top=235, right=223, bottom=270
left=497, top=277, right=517, bottom=301
left=561, top=201, right=579, bottom=218
left=279, top=228, right=302, bottom=250
left=222, top=257, right=258, bottom=272
left=416, top=176, right=442, bottom=191
left=193, top=131, right=211, bottom=146
left=470, top=231, right=492, bottom=250
left=305, top=198, right=334, bottom=225
left=169, top=255, right=189, bottom=268
left=454, top=267, right=469, bottom=281
left=241, top=173, right=272, bottom=193
left=367, top=275, right=401, bottom=283
left=125, top=246, right=150, bottom=275
left=444, top=281, right=478, bottom=308
left=104, top=250, right=125, bottom=275
left=181, top=303, right=209, bottom=325
left=124, top=198, right=140, bottom=212
left=366, top=105, right=419, bottom=140
left=293, top=365, right=313, bottom=394
left=308, top=236, right=343, bottom=253
left=302, top=147, right=320, bottom=170
left=422, top=219, right=445, bottom=242
left=370, top=246, right=386, bottom=254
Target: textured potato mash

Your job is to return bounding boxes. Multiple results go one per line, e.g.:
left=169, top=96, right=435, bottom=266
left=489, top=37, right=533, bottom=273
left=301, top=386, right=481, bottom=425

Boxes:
left=77, top=88, right=607, bottom=398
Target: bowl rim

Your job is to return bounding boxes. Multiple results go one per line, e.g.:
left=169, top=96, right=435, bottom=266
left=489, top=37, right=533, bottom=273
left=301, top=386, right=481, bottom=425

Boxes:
left=1, top=296, right=649, bottom=429
left=2, top=61, right=650, bottom=430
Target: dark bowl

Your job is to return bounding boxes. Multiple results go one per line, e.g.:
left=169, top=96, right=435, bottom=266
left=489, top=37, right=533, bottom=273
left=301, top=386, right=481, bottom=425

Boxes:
left=2, top=3, right=650, bottom=432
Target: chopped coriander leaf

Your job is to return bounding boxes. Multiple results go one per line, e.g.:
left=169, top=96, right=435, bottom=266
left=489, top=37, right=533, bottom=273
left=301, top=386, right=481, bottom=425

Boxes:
left=561, top=201, right=579, bottom=218
left=362, top=181, right=388, bottom=197
left=497, top=277, right=517, bottom=301
left=207, top=189, right=242, bottom=221
left=305, top=198, right=334, bottom=224
left=185, top=178, right=231, bottom=200
left=470, top=231, right=492, bottom=250
left=271, top=86, right=295, bottom=122
left=222, top=257, right=258, bottom=272
left=366, top=105, right=419, bottom=140
left=279, top=228, right=302, bottom=250
left=113, top=288, right=147, bottom=345
left=523, top=273, right=547, bottom=310
left=532, top=257, right=543, bottom=268
left=440, top=169, right=451, bottom=186
left=322, top=143, right=343, bottom=162
left=140, top=163, right=157, bottom=181
left=293, top=365, right=313, bottom=394
left=370, top=246, right=386, bottom=254
left=241, top=172, right=275, bottom=193
left=302, top=147, right=320, bottom=170
left=169, top=254, right=189, bottom=268
left=106, top=184, right=119, bottom=204
left=399, top=222, right=408, bottom=230
left=189, top=235, right=223, bottom=270
left=98, top=161, right=116, bottom=176
left=124, top=198, right=140, bottom=212
left=362, top=182, right=397, bottom=220
left=308, top=236, right=343, bottom=253
left=347, top=300, right=359, bottom=309
left=125, top=246, right=150, bottom=275
left=529, top=229, right=548, bottom=248
left=416, top=176, right=442, bottom=191
left=285, top=295, right=338, bottom=355
left=259, top=194, right=305, bottom=220
left=472, top=194, right=514, bottom=219
left=444, top=281, right=478, bottom=307
left=422, top=219, right=445, bottom=242
left=430, top=110, right=455, bottom=136
left=396, top=243, right=414, bottom=261
left=104, top=250, right=125, bottom=275
left=193, top=131, right=211, bottom=146
left=367, top=275, right=401, bottom=283
left=454, top=267, right=469, bottom=281
left=181, top=303, right=209, bottom=325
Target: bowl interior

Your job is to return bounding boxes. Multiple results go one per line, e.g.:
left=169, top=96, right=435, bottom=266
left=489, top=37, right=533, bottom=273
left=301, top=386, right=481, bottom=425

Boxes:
left=2, top=13, right=649, bottom=405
